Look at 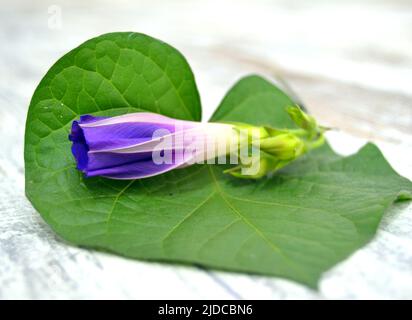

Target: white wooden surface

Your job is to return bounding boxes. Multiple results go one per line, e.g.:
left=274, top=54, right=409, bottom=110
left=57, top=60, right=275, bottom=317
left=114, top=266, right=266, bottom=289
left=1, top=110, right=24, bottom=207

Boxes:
left=1, top=0, right=412, bottom=299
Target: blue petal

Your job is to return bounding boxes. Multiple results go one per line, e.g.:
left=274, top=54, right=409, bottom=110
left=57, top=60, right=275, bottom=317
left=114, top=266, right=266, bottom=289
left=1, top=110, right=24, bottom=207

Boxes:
left=69, top=114, right=183, bottom=179
left=87, top=151, right=186, bottom=179
left=69, top=121, right=89, bottom=171
left=81, top=122, right=176, bottom=151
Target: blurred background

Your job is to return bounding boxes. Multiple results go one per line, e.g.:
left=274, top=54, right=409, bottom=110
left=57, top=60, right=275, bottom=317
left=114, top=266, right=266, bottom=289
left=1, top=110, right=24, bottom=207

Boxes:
left=4, top=0, right=412, bottom=141
left=1, top=0, right=412, bottom=299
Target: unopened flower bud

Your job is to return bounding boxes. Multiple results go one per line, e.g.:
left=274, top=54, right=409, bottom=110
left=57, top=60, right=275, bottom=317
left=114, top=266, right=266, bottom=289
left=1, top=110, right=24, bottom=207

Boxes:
left=258, top=134, right=305, bottom=161
left=286, top=106, right=317, bottom=136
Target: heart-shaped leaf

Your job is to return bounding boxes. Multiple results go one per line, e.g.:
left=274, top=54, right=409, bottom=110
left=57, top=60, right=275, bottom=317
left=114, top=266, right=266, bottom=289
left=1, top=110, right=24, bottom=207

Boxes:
left=25, top=32, right=412, bottom=288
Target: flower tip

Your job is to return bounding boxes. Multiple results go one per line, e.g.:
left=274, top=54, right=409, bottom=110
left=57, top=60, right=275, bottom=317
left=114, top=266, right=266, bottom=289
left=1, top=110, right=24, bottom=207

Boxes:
left=69, top=120, right=89, bottom=172
left=286, top=105, right=316, bottom=131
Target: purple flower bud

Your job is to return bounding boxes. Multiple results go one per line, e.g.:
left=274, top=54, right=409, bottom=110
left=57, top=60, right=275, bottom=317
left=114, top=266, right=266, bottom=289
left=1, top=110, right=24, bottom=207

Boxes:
left=69, top=107, right=326, bottom=180
left=69, top=113, right=235, bottom=179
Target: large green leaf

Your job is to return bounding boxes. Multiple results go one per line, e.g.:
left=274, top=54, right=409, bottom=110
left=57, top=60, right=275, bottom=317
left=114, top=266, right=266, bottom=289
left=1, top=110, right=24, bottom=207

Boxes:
left=25, top=33, right=412, bottom=288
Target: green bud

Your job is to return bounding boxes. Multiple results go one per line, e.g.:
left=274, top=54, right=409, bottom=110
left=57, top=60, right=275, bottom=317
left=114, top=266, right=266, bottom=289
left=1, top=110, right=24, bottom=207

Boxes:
left=286, top=106, right=317, bottom=135
left=222, top=107, right=326, bottom=179
left=257, top=133, right=305, bottom=160
left=224, top=152, right=281, bottom=179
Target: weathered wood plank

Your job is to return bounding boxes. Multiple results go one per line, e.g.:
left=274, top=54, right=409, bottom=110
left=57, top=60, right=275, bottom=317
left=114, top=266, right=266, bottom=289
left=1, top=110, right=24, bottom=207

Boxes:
left=1, top=0, right=411, bottom=299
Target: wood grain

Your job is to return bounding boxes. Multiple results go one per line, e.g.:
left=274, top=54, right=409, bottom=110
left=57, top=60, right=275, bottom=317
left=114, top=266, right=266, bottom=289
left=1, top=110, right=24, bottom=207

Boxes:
left=0, top=0, right=411, bottom=299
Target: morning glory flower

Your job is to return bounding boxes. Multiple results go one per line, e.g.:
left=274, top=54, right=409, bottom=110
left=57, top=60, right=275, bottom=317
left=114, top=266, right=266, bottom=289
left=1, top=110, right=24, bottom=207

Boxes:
left=69, top=107, right=326, bottom=180
left=69, top=112, right=237, bottom=179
